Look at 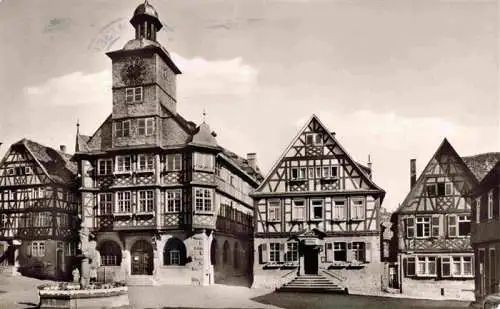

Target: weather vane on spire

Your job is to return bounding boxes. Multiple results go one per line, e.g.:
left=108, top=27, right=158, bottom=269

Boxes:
left=202, top=109, right=207, bottom=123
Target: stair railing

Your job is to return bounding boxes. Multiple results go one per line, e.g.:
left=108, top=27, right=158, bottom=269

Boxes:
left=321, top=269, right=346, bottom=282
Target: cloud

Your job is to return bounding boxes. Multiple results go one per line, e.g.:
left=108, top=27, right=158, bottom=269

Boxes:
left=24, top=70, right=111, bottom=106
left=172, top=53, right=258, bottom=99
left=23, top=53, right=257, bottom=107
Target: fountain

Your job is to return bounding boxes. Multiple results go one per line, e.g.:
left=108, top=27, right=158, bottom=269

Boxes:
left=38, top=226, right=129, bottom=309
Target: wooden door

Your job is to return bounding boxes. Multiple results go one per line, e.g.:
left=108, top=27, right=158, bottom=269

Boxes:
left=304, top=247, right=318, bottom=275
left=131, top=240, right=153, bottom=275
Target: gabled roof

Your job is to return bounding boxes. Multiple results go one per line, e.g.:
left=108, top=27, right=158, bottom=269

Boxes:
left=220, top=148, right=264, bottom=183
left=396, top=138, right=479, bottom=213
left=461, top=152, right=500, bottom=182
left=254, top=114, right=385, bottom=197
left=6, top=139, right=78, bottom=185
left=469, top=160, right=500, bottom=196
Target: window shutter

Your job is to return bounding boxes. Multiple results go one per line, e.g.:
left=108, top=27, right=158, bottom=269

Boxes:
left=279, top=243, right=285, bottom=263
left=259, top=244, right=268, bottom=264
left=347, top=242, right=354, bottom=261
left=447, top=215, right=457, bottom=237
left=436, top=257, right=442, bottom=278
left=403, top=258, right=408, bottom=276
left=406, top=217, right=415, bottom=238
left=365, top=242, right=372, bottom=263
left=326, top=243, right=333, bottom=262
left=431, top=216, right=440, bottom=237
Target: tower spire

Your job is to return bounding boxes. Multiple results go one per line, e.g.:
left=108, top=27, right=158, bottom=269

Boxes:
left=130, top=0, right=162, bottom=41
left=202, top=109, right=207, bottom=123
left=75, top=119, right=80, bottom=152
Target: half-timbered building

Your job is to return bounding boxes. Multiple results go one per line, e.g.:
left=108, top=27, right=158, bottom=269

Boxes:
left=395, top=139, right=499, bottom=300
left=73, top=1, right=262, bottom=286
left=251, top=115, right=386, bottom=293
left=470, top=156, right=500, bottom=304
left=0, top=139, right=79, bottom=280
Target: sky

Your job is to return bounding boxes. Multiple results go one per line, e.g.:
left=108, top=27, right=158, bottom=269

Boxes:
left=0, top=0, right=499, bottom=211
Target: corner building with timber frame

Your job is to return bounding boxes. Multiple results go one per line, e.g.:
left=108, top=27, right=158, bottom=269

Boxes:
left=71, top=2, right=262, bottom=285
left=251, top=115, right=386, bottom=293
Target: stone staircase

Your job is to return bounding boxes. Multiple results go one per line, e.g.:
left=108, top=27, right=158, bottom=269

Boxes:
left=127, top=275, right=157, bottom=286
left=276, top=275, right=348, bottom=294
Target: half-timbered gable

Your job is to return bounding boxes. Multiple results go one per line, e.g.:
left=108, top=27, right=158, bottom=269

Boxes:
left=394, top=138, right=498, bottom=300
left=0, top=139, right=78, bottom=280
left=252, top=114, right=386, bottom=294
left=73, top=1, right=262, bottom=287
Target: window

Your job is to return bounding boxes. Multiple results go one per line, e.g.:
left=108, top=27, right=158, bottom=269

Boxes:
left=166, top=190, right=182, bottom=213
left=269, top=243, right=281, bottom=263
left=416, top=217, right=431, bottom=238
left=166, top=154, right=182, bottom=171
left=116, top=191, right=131, bottom=213
left=448, top=215, right=470, bottom=237
left=24, top=166, right=32, bottom=175
left=445, top=183, right=453, bottom=196
left=311, top=200, right=323, bottom=220
left=476, top=197, right=481, bottom=223
left=31, top=241, right=45, bottom=257
left=115, top=120, right=130, bottom=138
left=138, top=190, right=154, bottom=213
left=442, top=256, right=473, bottom=277
left=290, top=168, right=298, bottom=180
left=137, top=118, right=155, bottom=136
left=305, top=133, right=322, bottom=146
left=6, top=168, right=15, bottom=176
left=416, top=256, right=437, bottom=276
left=193, top=153, right=214, bottom=171
left=350, top=199, right=365, bottom=220
left=407, top=217, right=415, bottom=238
left=426, top=184, right=437, bottom=197
left=488, top=191, right=494, bottom=219
left=431, top=216, right=440, bottom=237
left=308, top=168, right=314, bottom=179
left=315, top=167, right=321, bottom=178
left=322, top=166, right=330, bottom=178
left=352, top=242, right=365, bottom=262
left=137, top=154, right=154, bottom=171
left=194, top=188, right=212, bottom=212
left=98, top=193, right=113, bottom=215
left=334, top=242, right=347, bottom=261
left=285, top=242, right=298, bottom=262
left=292, top=200, right=305, bottom=221
left=268, top=200, right=281, bottom=222
left=33, top=212, right=51, bottom=227
left=99, top=241, right=122, bottom=266
left=116, top=156, right=131, bottom=173
left=332, top=199, right=346, bottom=220
left=406, top=257, right=416, bottom=276
left=164, top=238, right=186, bottom=266
left=437, top=182, right=446, bottom=196
left=98, top=159, right=113, bottom=175
left=125, top=86, right=143, bottom=103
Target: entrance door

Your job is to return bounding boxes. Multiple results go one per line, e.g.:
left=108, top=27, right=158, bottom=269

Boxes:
left=131, top=240, right=153, bottom=275
left=56, top=249, right=64, bottom=278
left=304, top=247, right=319, bottom=275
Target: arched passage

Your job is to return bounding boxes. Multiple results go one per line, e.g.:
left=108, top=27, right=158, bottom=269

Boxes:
left=130, top=240, right=153, bottom=275
left=210, top=239, right=217, bottom=265
left=223, top=240, right=230, bottom=265
left=233, top=242, right=240, bottom=269
left=98, top=240, right=122, bottom=266
left=163, top=237, right=186, bottom=266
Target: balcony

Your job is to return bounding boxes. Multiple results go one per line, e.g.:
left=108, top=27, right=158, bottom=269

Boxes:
left=472, top=220, right=500, bottom=244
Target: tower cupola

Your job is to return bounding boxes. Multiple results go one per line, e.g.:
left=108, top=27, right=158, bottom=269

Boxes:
left=130, top=0, right=162, bottom=41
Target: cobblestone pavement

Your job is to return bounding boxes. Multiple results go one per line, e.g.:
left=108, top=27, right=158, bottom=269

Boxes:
left=0, top=275, right=473, bottom=309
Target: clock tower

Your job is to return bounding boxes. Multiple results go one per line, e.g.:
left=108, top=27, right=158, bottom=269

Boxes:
left=106, top=0, right=181, bottom=147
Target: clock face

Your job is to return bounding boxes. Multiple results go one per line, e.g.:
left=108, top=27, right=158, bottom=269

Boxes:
left=121, top=56, right=146, bottom=85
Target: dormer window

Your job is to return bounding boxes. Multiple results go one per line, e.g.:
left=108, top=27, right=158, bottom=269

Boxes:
left=125, top=87, right=143, bottom=103
left=305, top=133, right=322, bottom=146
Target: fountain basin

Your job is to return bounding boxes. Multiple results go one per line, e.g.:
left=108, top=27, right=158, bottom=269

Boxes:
left=38, top=283, right=129, bottom=309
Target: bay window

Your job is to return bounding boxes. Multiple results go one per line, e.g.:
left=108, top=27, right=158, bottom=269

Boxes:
left=115, top=156, right=131, bottom=173
left=138, top=190, right=154, bottom=213
left=116, top=191, right=131, bottom=213
left=137, top=154, right=154, bottom=171
left=98, top=193, right=113, bottom=215
left=166, top=154, right=182, bottom=171
left=166, top=190, right=182, bottom=213
left=193, top=153, right=214, bottom=171
left=194, top=188, right=212, bottom=212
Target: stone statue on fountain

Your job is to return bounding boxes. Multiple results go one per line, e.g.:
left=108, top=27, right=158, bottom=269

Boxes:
left=78, top=225, right=91, bottom=289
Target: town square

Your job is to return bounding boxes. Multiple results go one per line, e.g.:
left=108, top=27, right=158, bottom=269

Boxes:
left=0, top=0, right=498, bottom=308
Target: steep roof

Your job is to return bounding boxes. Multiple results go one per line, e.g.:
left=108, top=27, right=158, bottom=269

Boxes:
left=220, top=148, right=264, bottom=183
left=190, top=122, right=219, bottom=148
left=461, top=152, right=500, bottom=182
left=396, top=138, right=481, bottom=213
left=13, top=139, right=77, bottom=185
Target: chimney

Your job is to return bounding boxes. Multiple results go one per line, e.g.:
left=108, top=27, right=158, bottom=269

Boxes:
left=246, top=153, right=257, bottom=170
left=60, top=145, right=67, bottom=153
left=410, top=159, right=416, bottom=189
